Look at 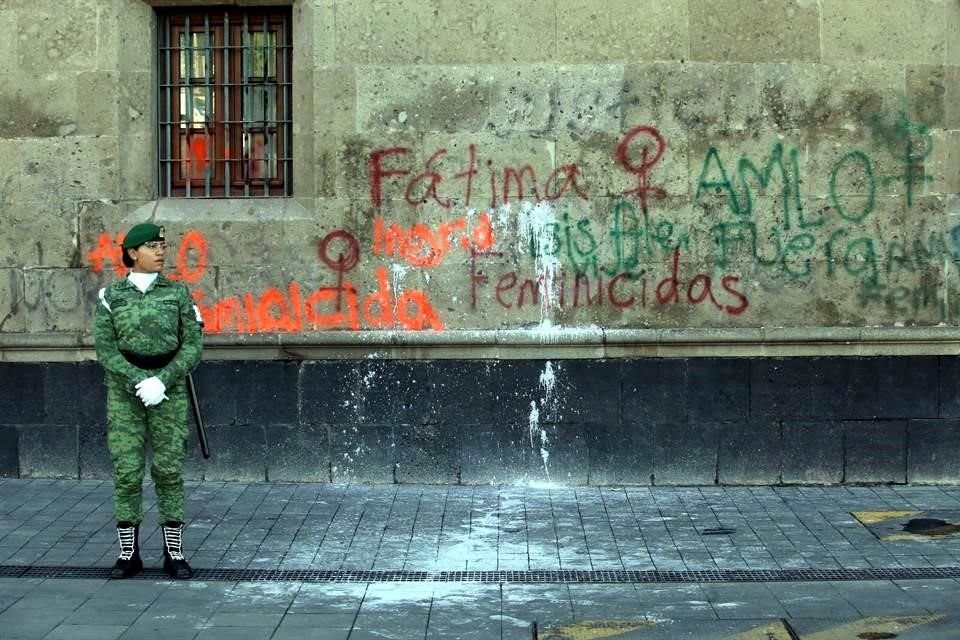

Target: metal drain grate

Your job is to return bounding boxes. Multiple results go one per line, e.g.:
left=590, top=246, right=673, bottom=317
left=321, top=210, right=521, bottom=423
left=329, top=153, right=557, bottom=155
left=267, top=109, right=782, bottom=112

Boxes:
left=2, top=565, right=960, bottom=583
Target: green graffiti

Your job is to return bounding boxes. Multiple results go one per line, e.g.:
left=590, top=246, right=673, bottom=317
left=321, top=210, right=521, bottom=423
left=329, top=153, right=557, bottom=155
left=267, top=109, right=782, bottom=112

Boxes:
left=868, top=111, right=934, bottom=207
left=829, top=150, right=875, bottom=223
left=842, top=236, right=878, bottom=285
left=523, top=202, right=689, bottom=278
left=858, top=280, right=945, bottom=318
left=695, top=144, right=802, bottom=228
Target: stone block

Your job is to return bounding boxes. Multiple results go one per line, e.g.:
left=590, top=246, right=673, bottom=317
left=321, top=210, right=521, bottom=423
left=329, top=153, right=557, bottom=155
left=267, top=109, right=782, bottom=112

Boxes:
left=337, top=360, right=439, bottom=426
left=459, top=422, right=529, bottom=484
left=116, top=71, right=154, bottom=138
left=843, top=419, right=906, bottom=483
left=754, top=62, right=905, bottom=135
left=330, top=423, right=394, bottom=483
left=750, top=358, right=819, bottom=420
left=490, top=360, right=560, bottom=426
left=23, top=268, right=97, bottom=333
left=201, top=424, right=267, bottom=482
left=313, top=66, right=356, bottom=134
left=533, top=423, right=589, bottom=485
left=395, top=422, right=459, bottom=483
left=74, top=72, right=120, bottom=136
left=301, top=360, right=364, bottom=428
left=624, top=61, right=762, bottom=135
left=0, top=75, right=79, bottom=139
left=940, top=355, right=960, bottom=418
left=0, top=201, right=80, bottom=269
left=907, top=419, right=960, bottom=483
left=266, top=423, right=330, bottom=482
left=552, top=65, right=625, bottom=136
left=653, top=421, right=718, bottom=485
left=0, top=137, right=108, bottom=203
left=0, top=425, right=19, bottom=477
left=307, top=0, right=335, bottom=66
left=355, top=66, right=500, bottom=135
left=236, top=361, right=301, bottom=426
left=718, top=420, right=780, bottom=484
left=16, top=1, right=99, bottom=74
left=873, top=356, right=939, bottom=419
left=781, top=421, right=843, bottom=484
left=431, top=1, right=558, bottom=63
left=622, top=358, right=685, bottom=425
left=114, top=0, right=154, bottom=74
left=949, top=1, right=960, bottom=66
left=906, top=65, right=947, bottom=129
left=0, top=363, right=45, bottom=423
left=557, top=0, right=688, bottom=63
left=431, top=361, right=497, bottom=425
left=191, top=362, right=243, bottom=427
left=686, top=358, right=750, bottom=423
left=78, top=421, right=111, bottom=479
left=822, top=0, right=946, bottom=65
left=689, top=0, right=819, bottom=62
left=44, top=362, right=105, bottom=425
left=19, top=424, right=77, bottom=479
left=117, top=133, right=154, bottom=200
left=0, top=269, right=26, bottom=333
left=587, top=420, right=653, bottom=485
left=334, top=0, right=434, bottom=64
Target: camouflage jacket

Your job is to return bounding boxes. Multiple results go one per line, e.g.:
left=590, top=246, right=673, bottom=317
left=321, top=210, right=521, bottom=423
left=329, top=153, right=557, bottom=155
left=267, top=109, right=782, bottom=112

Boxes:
left=94, top=275, right=203, bottom=389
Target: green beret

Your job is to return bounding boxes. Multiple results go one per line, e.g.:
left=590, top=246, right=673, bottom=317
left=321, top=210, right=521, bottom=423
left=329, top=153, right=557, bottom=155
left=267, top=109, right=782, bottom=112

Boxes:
left=122, top=223, right=165, bottom=249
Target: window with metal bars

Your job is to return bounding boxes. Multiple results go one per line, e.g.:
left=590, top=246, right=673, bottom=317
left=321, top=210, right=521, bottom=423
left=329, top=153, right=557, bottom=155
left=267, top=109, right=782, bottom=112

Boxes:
left=158, top=8, right=292, bottom=197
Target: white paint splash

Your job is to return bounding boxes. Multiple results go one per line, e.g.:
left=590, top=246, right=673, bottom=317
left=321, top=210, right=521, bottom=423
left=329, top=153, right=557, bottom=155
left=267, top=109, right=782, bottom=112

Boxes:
left=515, top=201, right=562, bottom=326
left=390, top=262, right=408, bottom=299
left=527, top=401, right=540, bottom=449
left=538, top=360, right=555, bottom=406
left=525, top=360, right=560, bottom=484
left=539, top=428, right=550, bottom=481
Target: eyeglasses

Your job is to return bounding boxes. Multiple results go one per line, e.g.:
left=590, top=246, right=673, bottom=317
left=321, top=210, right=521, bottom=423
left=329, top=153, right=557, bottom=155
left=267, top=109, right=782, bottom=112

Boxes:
left=141, top=241, right=168, bottom=251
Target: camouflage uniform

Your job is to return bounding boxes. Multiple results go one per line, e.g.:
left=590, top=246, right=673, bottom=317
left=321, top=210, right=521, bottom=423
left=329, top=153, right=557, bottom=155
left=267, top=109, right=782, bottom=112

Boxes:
left=94, top=275, right=203, bottom=524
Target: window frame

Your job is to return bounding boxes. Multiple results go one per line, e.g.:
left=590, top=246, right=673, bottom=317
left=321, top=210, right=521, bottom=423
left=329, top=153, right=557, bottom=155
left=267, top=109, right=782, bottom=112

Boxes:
left=157, top=7, right=293, bottom=198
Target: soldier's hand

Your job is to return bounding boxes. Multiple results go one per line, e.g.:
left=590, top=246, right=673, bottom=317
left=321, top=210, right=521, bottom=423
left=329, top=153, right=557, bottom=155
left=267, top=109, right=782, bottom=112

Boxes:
left=136, top=377, right=167, bottom=406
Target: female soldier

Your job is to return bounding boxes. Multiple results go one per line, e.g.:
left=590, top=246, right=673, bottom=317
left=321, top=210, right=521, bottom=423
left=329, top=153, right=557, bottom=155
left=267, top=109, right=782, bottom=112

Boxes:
left=94, top=223, right=203, bottom=579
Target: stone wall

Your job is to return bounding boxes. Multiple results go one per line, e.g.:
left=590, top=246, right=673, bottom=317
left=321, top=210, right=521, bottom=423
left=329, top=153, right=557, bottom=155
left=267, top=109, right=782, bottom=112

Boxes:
left=1, top=1, right=959, bottom=483
left=0, top=0, right=956, bottom=348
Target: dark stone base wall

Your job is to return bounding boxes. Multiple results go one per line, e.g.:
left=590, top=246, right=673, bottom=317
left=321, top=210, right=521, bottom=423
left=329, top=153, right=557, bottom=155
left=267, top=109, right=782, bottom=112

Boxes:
left=2, top=357, right=959, bottom=485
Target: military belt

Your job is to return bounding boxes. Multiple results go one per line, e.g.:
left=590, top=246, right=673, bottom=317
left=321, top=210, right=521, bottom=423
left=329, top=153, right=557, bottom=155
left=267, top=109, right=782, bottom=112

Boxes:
left=120, top=349, right=177, bottom=369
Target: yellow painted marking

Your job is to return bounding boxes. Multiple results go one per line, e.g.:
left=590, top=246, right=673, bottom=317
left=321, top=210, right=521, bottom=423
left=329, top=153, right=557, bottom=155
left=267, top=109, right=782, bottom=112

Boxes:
left=802, top=614, right=945, bottom=640
left=725, top=620, right=795, bottom=639
left=539, top=619, right=657, bottom=640
left=850, top=510, right=920, bottom=525
left=882, top=532, right=935, bottom=542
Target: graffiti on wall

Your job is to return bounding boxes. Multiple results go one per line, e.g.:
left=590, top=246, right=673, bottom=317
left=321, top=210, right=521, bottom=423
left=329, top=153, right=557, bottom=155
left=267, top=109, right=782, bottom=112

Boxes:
left=83, top=113, right=959, bottom=333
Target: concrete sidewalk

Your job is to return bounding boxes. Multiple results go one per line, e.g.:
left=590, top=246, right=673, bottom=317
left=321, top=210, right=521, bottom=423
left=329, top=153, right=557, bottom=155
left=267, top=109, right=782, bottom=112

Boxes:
left=1, top=480, right=960, bottom=639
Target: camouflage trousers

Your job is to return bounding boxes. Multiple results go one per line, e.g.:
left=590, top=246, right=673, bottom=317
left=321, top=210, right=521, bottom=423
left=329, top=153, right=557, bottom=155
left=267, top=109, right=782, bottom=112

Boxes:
left=106, top=373, right=189, bottom=524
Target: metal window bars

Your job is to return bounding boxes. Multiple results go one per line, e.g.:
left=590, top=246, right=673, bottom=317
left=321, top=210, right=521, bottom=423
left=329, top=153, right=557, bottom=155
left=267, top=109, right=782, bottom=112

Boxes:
left=158, top=9, right=292, bottom=198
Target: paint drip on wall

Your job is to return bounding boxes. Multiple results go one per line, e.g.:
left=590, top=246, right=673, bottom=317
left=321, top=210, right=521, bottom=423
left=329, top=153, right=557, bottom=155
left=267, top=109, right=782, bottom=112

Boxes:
left=527, top=360, right=561, bottom=482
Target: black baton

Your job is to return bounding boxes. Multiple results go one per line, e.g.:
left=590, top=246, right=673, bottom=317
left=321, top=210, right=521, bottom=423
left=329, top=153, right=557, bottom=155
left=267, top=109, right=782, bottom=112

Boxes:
left=186, top=373, right=210, bottom=459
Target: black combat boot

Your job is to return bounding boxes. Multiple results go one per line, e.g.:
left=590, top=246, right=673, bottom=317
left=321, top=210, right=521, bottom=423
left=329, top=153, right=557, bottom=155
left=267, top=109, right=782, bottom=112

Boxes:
left=161, top=521, right=194, bottom=579
left=111, top=522, right=143, bottom=579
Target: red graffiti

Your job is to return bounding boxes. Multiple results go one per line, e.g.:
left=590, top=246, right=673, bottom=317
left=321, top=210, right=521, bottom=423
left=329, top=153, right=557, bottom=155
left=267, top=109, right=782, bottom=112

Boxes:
left=194, top=265, right=444, bottom=333
left=616, top=125, right=667, bottom=209
left=373, top=213, right=495, bottom=267
left=166, top=230, right=207, bottom=284
left=86, top=233, right=126, bottom=278
left=471, top=249, right=748, bottom=316
left=367, top=143, right=588, bottom=210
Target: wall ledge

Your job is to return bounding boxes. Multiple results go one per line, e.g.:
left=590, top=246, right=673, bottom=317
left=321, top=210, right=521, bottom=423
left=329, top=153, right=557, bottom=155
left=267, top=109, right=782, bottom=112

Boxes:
left=2, top=327, right=958, bottom=361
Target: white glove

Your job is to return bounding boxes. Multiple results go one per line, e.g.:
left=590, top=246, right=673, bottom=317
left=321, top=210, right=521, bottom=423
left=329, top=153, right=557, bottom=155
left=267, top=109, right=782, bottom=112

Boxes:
left=135, top=376, right=168, bottom=407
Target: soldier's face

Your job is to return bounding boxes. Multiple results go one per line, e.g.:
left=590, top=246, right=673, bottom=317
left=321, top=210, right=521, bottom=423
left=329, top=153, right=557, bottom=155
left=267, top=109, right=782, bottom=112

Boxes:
left=130, top=241, right=167, bottom=273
